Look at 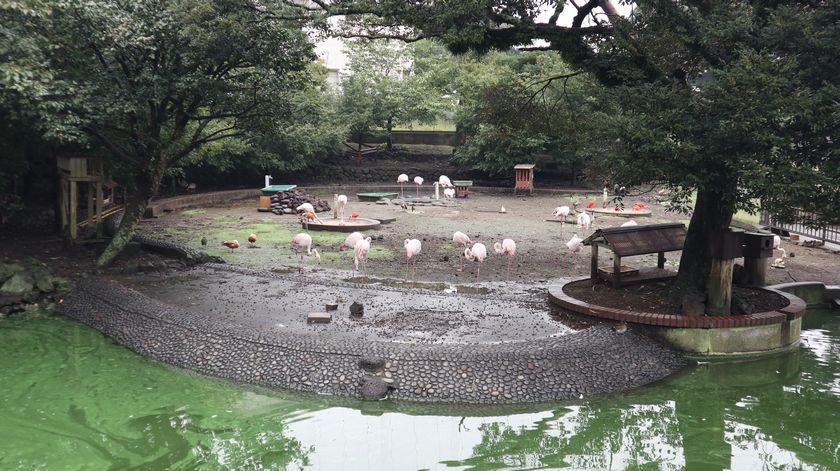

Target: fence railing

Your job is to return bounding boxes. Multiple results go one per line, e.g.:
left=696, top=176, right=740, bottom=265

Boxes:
left=759, top=208, right=840, bottom=244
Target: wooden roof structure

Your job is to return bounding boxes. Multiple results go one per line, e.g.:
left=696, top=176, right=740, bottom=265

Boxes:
left=583, top=223, right=687, bottom=287
left=582, top=223, right=686, bottom=256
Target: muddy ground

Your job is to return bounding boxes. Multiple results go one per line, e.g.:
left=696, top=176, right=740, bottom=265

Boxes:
left=132, top=189, right=840, bottom=288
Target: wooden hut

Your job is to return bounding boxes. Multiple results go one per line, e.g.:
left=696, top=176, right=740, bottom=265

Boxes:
left=514, top=164, right=535, bottom=194
left=57, top=155, right=106, bottom=241
left=582, top=223, right=686, bottom=287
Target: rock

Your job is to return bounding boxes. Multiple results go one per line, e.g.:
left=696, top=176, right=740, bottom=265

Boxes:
left=1, top=271, right=35, bottom=293
left=31, top=266, right=54, bottom=293
left=0, top=292, right=26, bottom=309
left=358, top=356, right=386, bottom=372
left=732, top=294, right=754, bottom=315
left=0, top=262, right=23, bottom=284
left=681, top=289, right=706, bottom=315
left=350, top=301, right=363, bottom=317
left=360, top=376, right=390, bottom=400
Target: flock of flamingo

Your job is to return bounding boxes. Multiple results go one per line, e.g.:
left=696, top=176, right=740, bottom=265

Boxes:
left=220, top=174, right=655, bottom=282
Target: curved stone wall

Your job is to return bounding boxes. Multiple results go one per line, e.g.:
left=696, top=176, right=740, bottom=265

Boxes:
left=60, top=278, right=685, bottom=404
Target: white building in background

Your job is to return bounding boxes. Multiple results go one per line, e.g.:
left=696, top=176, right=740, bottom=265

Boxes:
left=314, top=35, right=349, bottom=88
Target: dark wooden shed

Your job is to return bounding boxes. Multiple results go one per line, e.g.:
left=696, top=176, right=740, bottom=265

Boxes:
left=582, top=223, right=686, bottom=287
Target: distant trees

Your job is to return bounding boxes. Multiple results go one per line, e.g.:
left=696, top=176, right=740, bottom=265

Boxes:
left=339, top=40, right=445, bottom=151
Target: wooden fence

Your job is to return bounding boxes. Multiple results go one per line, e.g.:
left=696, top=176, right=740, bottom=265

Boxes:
left=760, top=208, right=840, bottom=244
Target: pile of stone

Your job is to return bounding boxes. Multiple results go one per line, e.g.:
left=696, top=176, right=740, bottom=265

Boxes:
left=269, top=189, right=331, bottom=215
left=0, top=259, right=58, bottom=316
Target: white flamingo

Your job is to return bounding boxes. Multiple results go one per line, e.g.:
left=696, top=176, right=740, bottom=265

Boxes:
left=404, top=238, right=422, bottom=280
left=354, top=236, right=372, bottom=278
left=444, top=188, right=455, bottom=200
left=290, top=232, right=320, bottom=273
left=397, top=174, right=409, bottom=197
left=296, top=202, right=315, bottom=214
left=494, top=238, right=516, bottom=280
left=464, top=243, right=488, bottom=281
left=452, top=231, right=472, bottom=271
left=566, top=234, right=584, bottom=271
left=577, top=212, right=592, bottom=235
left=438, top=175, right=453, bottom=188
left=621, top=220, right=637, bottom=227
left=336, top=194, right=348, bottom=224
left=553, top=205, right=571, bottom=235
left=414, top=176, right=424, bottom=198
left=340, top=232, right=365, bottom=251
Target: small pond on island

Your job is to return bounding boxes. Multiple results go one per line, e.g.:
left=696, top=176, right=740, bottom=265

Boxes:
left=1, top=309, right=839, bottom=470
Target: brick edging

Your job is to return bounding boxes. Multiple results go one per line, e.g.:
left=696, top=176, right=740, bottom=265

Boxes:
left=548, top=278, right=806, bottom=329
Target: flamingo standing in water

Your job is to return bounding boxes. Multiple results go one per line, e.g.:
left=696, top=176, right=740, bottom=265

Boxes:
left=414, top=176, right=424, bottom=198
left=353, top=236, right=372, bottom=278
left=464, top=243, right=488, bottom=281
left=397, top=174, right=409, bottom=197
left=452, top=231, right=472, bottom=271
left=404, top=238, right=422, bottom=280
left=340, top=232, right=365, bottom=251
left=290, top=233, right=320, bottom=272
left=566, top=234, right=584, bottom=270
left=336, top=194, right=348, bottom=224
left=494, top=238, right=516, bottom=280
left=553, top=205, right=571, bottom=235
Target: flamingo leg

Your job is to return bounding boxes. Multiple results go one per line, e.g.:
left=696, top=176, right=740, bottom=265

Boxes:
left=507, top=256, right=512, bottom=281
left=458, top=246, right=464, bottom=272
left=476, top=261, right=481, bottom=282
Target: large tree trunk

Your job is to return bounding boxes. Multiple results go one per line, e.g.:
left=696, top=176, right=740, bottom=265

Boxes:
left=675, top=188, right=735, bottom=313
left=96, top=156, right=168, bottom=267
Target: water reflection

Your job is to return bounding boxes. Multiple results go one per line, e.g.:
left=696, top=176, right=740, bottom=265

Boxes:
left=1, top=310, right=839, bottom=470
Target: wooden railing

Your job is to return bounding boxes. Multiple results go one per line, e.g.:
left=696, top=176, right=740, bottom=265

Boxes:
left=760, top=208, right=840, bottom=244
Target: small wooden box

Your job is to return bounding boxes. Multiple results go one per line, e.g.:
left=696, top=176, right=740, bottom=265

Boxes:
left=307, top=312, right=332, bottom=324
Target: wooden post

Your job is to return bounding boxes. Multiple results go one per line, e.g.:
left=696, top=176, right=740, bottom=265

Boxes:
left=95, top=181, right=104, bottom=238
left=742, top=257, right=768, bottom=287
left=657, top=252, right=665, bottom=269
left=59, top=177, right=68, bottom=233
left=590, top=243, right=599, bottom=285
left=69, top=180, right=78, bottom=241
left=613, top=253, right=621, bottom=288
left=707, top=258, right=734, bottom=315
left=86, top=183, right=94, bottom=230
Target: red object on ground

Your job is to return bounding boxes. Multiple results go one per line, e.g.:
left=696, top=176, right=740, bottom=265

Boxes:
left=351, top=212, right=359, bottom=218
left=586, top=198, right=596, bottom=209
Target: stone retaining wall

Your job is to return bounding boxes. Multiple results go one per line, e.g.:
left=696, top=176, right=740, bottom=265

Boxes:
left=60, top=278, right=685, bottom=404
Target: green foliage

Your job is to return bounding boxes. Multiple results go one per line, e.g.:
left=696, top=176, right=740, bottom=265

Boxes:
left=339, top=40, right=449, bottom=144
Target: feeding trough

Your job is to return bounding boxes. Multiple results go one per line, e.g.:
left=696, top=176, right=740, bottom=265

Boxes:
left=302, top=216, right=381, bottom=232
left=357, top=192, right=398, bottom=202
left=261, top=184, right=297, bottom=196
left=587, top=207, right=652, bottom=218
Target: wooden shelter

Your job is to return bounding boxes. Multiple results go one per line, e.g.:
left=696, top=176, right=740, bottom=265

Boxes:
left=514, top=164, right=535, bottom=194
left=453, top=180, right=473, bottom=198
left=57, top=155, right=107, bottom=241
left=583, top=223, right=686, bottom=287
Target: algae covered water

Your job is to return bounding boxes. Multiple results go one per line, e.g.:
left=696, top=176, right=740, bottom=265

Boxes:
left=1, top=310, right=839, bottom=470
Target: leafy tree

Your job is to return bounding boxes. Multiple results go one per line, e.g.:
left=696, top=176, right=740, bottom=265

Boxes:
left=41, top=0, right=316, bottom=266
left=278, top=0, right=840, bottom=313
left=339, top=40, right=445, bottom=150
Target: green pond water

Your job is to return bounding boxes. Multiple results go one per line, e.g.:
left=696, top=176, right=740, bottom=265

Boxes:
left=1, top=309, right=839, bottom=471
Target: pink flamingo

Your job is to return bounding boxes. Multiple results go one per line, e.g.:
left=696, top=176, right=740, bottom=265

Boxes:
left=397, top=174, right=409, bottom=197
left=340, top=232, right=365, bottom=251
left=553, top=205, right=571, bottom=235
left=566, top=234, right=584, bottom=271
left=404, top=238, right=422, bottom=280
left=414, top=176, right=424, bottom=198
left=353, top=236, right=372, bottom=278
left=336, top=194, right=348, bottom=224
left=290, top=232, right=320, bottom=273
left=494, top=238, right=516, bottom=280
left=452, top=231, right=472, bottom=271
left=464, top=242, right=488, bottom=281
